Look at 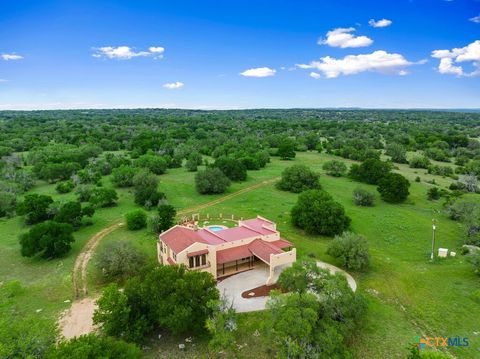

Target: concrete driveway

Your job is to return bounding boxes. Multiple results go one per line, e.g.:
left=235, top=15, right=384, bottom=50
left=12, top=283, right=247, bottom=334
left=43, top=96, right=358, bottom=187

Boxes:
left=217, top=265, right=271, bottom=313
left=216, top=261, right=357, bottom=313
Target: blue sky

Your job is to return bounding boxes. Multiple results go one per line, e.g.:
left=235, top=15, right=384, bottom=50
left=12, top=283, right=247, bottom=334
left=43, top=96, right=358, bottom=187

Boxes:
left=0, top=0, right=479, bottom=109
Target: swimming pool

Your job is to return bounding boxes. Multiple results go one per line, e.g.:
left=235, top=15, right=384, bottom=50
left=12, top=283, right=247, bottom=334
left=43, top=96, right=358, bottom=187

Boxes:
left=207, top=225, right=226, bottom=232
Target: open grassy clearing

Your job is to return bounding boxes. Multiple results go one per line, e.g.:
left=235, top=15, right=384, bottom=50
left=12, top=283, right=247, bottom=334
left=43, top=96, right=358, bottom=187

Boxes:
left=1, top=151, right=479, bottom=358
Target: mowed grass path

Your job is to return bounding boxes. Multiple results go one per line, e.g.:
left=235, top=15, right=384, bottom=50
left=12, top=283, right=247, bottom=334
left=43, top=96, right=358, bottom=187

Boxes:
left=1, top=152, right=479, bottom=358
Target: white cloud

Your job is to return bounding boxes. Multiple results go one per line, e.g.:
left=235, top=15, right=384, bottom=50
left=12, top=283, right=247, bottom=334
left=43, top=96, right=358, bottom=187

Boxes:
left=240, top=67, right=276, bottom=77
left=1, top=54, right=23, bottom=61
left=297, top=50, right=414, bottom=78
left=309, top=72, right=321, bottom=79
left=93, top=46, right=165, bottom=60
left=163, top=81, right=184, bottom=89
left=319, top=27, right=373, bottom=48
left=431, top=40, right=480, bottom=76
left=470, top=15, right=480, bottom=23
left=368, top=19, right=392, bottom=28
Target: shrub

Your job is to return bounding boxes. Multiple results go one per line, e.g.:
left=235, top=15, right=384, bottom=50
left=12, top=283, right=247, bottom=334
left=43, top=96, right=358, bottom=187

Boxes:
left=469, top=252, right=480, bottom=276
left=213, top=156, right=247, bottom=182
left=277, top=138, right=296, bottom=160
left=111, top=165, right=136, bottom=187
left=427, top=187, right=441, bottom=200
left=45, top=334, right=142, bottom=359
left=268, top=260, right=365, bottom=358
left=93, top=266, right=219, bottom=342
left=291, top=189, right=351, bottom=236
left=135, top=154, right=168, bottom=175
left=195, top=167, right=231, bottom=194
left=322, top=160, right=348, bottom=177
left=55, top=180, right=74, bottom=194
left=19, top=220, right=74, bottom=258
left=349, top=159, right=392, bottom=185
left=409, top=156, right=431, bottom=169
left=132, top=169, right=164, bottom=209
left=89, top=187, right=118, bottom=207
left=125, top=209, right=147, bottom=230
left=206, top=297, right=238, bottom=354
left=95, top=241, right=147, bottom=282
left=377, top=173, right=410, bottom=203
left=54, top=201, right=89, bottom=229
left=150, top=204, right=177, bottom=233
left=16, top=194, right=54, bottom=225
left=0, top=315, right=57, bottom=359
left=185, top=157, right=198, bottom=172
left=353, top=187, right=375, bottom=206
left=385, top=143, right=407, bottom=163
left=75, top=185, right=93, bottom=202
left=0, top=190, right=16, bottom=218
left=327, top=232, right=370, bottom=271
left=276, top=164, right=321, bottom=193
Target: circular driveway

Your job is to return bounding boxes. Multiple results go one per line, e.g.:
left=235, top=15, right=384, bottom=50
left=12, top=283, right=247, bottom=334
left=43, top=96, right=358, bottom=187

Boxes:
left=216, top=261, right=357, bottom=313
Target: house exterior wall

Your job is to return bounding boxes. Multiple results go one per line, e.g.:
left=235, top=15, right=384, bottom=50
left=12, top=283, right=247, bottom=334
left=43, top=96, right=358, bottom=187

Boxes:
left=266, top=248, right=297, bottom=285
left=158, top=218, right=296, bottom=284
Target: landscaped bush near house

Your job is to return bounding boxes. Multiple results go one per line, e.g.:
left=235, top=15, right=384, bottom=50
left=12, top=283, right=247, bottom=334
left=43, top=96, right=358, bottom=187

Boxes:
left=327, top=232, right=370, bottom=271
left=125, top=209, right=147, bottom=230
left=353, top=187, right=375, bottom=207
left=276, top=164, right=321, bottom=193
left=291, top=189, right=350, bottom=236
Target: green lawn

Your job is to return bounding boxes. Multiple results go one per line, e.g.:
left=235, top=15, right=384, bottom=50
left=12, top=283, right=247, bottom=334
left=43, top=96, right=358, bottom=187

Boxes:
left=1, top=151, right=479, bottom=358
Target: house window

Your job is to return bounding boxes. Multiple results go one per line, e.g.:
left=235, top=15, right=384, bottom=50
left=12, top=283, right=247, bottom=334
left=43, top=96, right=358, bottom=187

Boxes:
left=173, top=252, right=177, bottom=261
left=189, top=254, right=207, bottom=268
left=160, top=241, right=164, bottom=252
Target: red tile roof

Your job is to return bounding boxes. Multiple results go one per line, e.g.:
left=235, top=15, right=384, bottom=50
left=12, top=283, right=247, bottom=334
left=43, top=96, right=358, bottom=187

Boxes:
left=214, top=226, right=261, bottom=242
left=216, top=239, right=284, bottom=265
left=270, top=238, right=293, bottom=249
left=187, top=248, right=209, bottom=257
left=160, top=226, right=207, bottom=254
left=241, top=218, right=277, bottom=235
left=167, top=257, right=175, bottom=265
left=159, top=218, right=283, bottom=254
left=216, top=244, right=252, bottom=264
left=248, top=239, right=283, bottom=264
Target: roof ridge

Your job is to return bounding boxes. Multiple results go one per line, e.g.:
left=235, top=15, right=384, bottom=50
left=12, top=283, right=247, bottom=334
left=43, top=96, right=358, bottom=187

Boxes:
left=239, top=223, right=264, bottom=235
left=202, top=227, right=228, bottom=242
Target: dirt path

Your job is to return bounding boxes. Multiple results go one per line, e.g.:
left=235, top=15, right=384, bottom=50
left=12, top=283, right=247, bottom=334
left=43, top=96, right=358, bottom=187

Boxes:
left=59, top=176, right=279, bottom=339
left=73, top=222, right=124, bottom=299
left=177, top=177, right=279, bottom=216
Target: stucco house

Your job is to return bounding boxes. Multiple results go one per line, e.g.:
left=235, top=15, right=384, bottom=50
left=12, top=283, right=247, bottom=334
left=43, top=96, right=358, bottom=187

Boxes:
left=158, top=216, right=296, bottom=285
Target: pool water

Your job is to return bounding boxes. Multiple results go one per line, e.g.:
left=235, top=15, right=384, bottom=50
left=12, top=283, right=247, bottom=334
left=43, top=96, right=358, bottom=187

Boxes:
left=208, top=226, right=225, bottom=232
